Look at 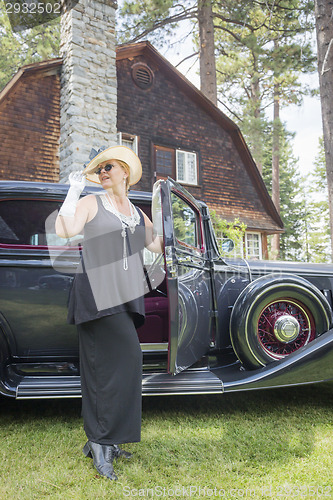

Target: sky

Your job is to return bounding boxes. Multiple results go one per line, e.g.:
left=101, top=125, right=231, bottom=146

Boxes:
left=280, top=78, right=322, bottom=176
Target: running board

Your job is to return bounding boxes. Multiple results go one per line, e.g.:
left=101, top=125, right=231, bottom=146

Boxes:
left=142, top=369, right=223, bottom=395
left=16, top=376, right=82, bottom=399
left=16, top=370, right=223, bottom=399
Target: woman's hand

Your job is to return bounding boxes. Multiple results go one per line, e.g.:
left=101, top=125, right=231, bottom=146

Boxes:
left=55, top=171, right=90, bottom=239
left=68, top=171, right=86, bottom=192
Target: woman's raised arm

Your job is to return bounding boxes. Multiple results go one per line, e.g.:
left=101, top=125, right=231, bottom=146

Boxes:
left=55, top=172, right=90, bottom=238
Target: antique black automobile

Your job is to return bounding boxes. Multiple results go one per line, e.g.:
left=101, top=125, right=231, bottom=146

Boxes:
left=1, top=179, right=333, bottom=399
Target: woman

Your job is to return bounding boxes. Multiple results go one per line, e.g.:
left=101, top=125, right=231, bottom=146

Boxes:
left=55, top=146, right=163, bottom=481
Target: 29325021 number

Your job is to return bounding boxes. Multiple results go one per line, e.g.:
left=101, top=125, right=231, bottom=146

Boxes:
left=273, top=485, right=332, bottom=497
left=5, top=2, right=61, bottom=14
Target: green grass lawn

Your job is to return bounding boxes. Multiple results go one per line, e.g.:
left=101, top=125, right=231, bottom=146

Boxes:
left=0, top=383, right=332, bottom=499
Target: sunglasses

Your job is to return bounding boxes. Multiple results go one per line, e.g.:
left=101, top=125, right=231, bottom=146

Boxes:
left=95, top=163, right=114, bottom=175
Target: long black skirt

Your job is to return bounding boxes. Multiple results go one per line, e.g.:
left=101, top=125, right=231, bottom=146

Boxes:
left=77, top=312, right=142, bottom=445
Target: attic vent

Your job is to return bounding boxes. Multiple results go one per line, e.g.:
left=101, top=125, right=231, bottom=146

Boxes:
left=131, top=63, right=154, bottom=90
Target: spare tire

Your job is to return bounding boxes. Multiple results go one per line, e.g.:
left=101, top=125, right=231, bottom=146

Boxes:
left=230, top=273, right=332, bottom=370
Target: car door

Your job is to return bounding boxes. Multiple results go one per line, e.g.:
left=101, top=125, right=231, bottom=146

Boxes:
left=0, top=195, right=80, bottom=359
left=159, top=179, right=213, bottom=375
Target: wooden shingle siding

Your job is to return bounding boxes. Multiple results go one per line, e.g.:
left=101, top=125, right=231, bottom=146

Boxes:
left=117, top=48, right=281, bottom=232
left=0, top=44, right=282, bottom=236
left=0, top=65, right=60, bottom=183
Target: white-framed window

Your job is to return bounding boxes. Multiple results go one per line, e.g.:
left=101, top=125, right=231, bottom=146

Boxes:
left=176, top=150, right=198, bottom=185
left=245, top=232, right=262, bottom=260
left=117, top=132, right=138, bottom=155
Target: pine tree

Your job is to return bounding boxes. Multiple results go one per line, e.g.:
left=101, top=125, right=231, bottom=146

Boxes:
left=214, top=1, right=315, bottom=257
left=118, top=0, right=317, bottom=260
left=118, top=1, right=315, bottom=107
left=315, top=0, right=333, bottom=258
left=302, top=137, right=331, bottom=262
left=0, top=6, right=60, bottom=90
left=262, top=125, right=307, bottom=261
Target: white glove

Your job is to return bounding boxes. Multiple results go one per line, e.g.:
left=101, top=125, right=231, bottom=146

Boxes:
left=59, top=171, right=86, bottom=217
left=152, top=180, right=163, bottom=237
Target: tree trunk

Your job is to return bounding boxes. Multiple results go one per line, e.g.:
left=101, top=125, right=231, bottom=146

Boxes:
left=250, top=71, right=263, bottom=174
left=315, top=0, right=333, bottom=260
left=271, top=81, right=281, bottom=259
left=198, top=0, right=217, bottom=105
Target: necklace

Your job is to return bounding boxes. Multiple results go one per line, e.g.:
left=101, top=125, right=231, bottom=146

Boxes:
left=103, top=193, right=140, bottom=270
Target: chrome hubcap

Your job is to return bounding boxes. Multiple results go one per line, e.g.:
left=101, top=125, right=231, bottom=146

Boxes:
left=273, top=315, right=300, bottom=343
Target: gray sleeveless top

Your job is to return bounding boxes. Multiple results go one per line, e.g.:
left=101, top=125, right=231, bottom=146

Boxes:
left=67, top=194, right=146, bottom=327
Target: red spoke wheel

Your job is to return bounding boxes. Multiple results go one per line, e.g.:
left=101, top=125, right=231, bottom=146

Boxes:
left=257, top=299, right=315, bottom=359
left=230, top=274, right=332, bottom=370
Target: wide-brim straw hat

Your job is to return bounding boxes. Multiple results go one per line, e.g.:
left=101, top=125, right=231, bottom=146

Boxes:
left=83, top=145, right=142, bottom=185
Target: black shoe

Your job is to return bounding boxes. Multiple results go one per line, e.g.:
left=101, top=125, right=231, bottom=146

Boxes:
left=112, top=444, right=132, bottom=460
left=83, top=441, right=118, bottom=480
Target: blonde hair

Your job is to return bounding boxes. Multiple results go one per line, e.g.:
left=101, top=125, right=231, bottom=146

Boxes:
left=117, top=159, right=131, bottom=192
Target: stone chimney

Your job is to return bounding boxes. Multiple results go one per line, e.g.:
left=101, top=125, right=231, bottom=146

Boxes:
left=59, top=0, right=117, bottom=182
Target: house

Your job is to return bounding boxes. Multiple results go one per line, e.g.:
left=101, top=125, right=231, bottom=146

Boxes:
left=0, top=41, right=283, bottom=259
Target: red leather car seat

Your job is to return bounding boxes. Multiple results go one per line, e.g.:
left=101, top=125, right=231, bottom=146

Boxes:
left=137, top=296, right=169, bottom=343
